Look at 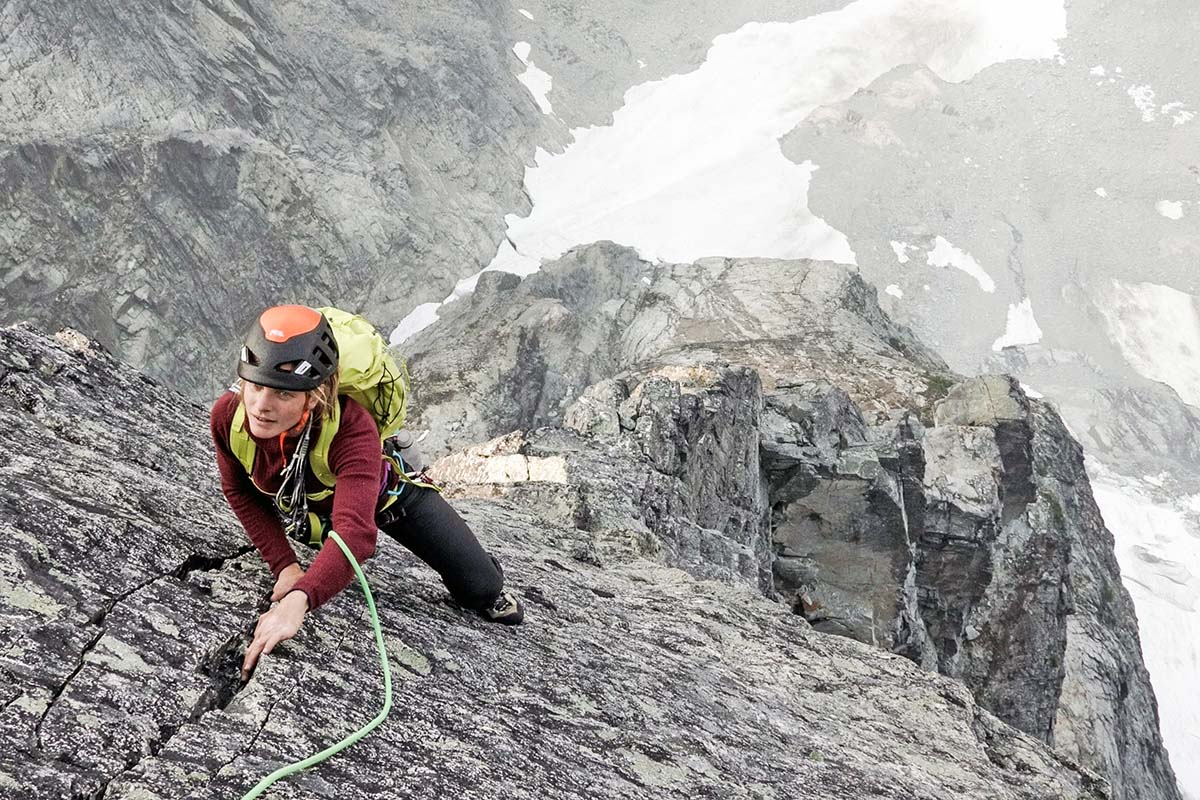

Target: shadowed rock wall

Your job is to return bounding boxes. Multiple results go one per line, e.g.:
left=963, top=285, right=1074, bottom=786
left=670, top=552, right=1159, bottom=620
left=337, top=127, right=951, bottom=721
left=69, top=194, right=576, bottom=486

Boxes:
left=0, top=0, right=538, bottom=399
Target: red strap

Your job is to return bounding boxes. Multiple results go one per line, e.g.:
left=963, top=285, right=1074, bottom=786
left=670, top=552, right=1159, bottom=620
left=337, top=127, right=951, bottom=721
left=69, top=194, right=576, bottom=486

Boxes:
left=277, top=410, right=311, bottom=472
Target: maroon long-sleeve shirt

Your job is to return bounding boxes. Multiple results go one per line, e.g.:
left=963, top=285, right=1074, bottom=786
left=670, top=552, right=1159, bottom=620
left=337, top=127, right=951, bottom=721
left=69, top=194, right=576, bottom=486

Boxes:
left=209, top=390, right=390, bottom=610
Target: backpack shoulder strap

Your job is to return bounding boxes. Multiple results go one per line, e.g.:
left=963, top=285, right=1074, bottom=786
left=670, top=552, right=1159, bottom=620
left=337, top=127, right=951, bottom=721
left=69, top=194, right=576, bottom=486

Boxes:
left=230, top=396, right=342, bottom=492
left=307, top=399, right=343, bottom=489
left=229, top=402, right=257, bottom=475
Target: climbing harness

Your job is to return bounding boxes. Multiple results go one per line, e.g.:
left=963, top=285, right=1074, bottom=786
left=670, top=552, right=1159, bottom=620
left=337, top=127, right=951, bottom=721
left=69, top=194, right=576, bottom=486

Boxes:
left=238, top=530, right=392, bottom=800
left=384, top=438, right=440, bottom=505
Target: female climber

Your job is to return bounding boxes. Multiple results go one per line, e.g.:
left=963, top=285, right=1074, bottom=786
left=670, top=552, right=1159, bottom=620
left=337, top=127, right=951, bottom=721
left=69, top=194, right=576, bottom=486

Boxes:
left=209, top=305, right=523, bottom=681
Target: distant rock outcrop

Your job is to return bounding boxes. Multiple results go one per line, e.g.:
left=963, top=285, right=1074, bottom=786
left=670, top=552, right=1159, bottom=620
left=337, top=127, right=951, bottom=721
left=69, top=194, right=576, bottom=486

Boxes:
left=405, top=242, right=1180, bottom=800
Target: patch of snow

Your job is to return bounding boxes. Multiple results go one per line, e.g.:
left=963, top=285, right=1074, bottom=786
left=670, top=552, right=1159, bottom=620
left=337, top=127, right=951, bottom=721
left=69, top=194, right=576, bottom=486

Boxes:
left=1157, top=200, right=1184, bottom=220
left=1019, top=382, right=1043, bottom=398
left=1094, top=279, right=1200, bottom=407
left=1128, top=84, right=1157, bottom=121
left=390, top=241, right=540, bottom=343
left=1090, top=64, right=1106, bottom=76
left=885, top=284, right=903, bottom=298
left=890, top=240, right=911, bottom=264
left=395, top=0, right=1068, bottom=342
left=1128, top=91, right=1195, bottom=126
left=451, top=240, right=541, bottom=303
left=927, top=235, right=996, bottom=292
left=1087, top=464, right=1200, bottom=800
left=491, top=0, right=1066, bottom=274
left=1094, top=187, right=1108, bottom=197
left=1161, top=102, right=1195, bottom=126
left=389, top=303, right=443, bottom=345
left=513, top=42, right=554, bottom=115
left=991, top=297, right=1043, bottom=350
left=518, top=8, right=534, bottom=20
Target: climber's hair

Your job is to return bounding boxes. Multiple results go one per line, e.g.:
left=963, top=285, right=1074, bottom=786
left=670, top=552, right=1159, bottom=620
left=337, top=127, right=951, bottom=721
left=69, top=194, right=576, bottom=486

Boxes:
left=306, top=371, right=340, bottom=422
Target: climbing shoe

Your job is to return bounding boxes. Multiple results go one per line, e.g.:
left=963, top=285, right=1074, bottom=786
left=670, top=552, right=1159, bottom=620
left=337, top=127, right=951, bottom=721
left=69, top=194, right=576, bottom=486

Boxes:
left=482, top=591, right=525, bottom=625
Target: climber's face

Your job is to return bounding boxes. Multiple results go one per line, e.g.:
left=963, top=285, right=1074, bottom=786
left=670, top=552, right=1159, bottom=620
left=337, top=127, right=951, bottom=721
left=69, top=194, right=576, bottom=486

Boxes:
left=242, top=381, right=314, bottom=438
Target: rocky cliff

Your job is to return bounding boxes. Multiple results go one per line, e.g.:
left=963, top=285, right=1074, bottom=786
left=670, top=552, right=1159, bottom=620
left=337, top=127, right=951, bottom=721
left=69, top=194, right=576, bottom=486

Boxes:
left=405, top=242, right=1180, bottom=800
left=0, top=0, right=539, bottom=399
left=0, top=0, right=825, bottom=403
left=0, top=322, right=1116, bottom=799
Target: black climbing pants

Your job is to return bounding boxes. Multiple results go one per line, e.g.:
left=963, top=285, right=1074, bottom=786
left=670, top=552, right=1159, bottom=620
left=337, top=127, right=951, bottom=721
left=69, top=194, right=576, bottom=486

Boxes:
left=377, top=486, right=504, bottom=611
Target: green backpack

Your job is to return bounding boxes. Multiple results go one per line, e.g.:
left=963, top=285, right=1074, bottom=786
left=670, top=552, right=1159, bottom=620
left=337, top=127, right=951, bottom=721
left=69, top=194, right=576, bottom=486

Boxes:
left=229, top=307, right=425, bottom=541
left=316, top=306, right=409, bottom=441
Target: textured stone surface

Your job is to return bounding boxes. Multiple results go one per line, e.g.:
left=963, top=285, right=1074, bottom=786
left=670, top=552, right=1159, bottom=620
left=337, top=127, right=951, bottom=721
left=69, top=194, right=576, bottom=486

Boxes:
left=406, top=241, right=952, bottom=458
left=0, top=0, right=538, bottom=399
left=0, top=324, right=1113, bottom=799
left=400, top=245, right=1179, bottom=799
left=435, top=363, right=772, bottom=592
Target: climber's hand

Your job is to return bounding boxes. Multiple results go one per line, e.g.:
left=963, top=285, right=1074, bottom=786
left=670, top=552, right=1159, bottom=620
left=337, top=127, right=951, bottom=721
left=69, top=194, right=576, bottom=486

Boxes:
left=242, top=591, right=308, bottom=681
left=270, top=563, right=305, bottom=601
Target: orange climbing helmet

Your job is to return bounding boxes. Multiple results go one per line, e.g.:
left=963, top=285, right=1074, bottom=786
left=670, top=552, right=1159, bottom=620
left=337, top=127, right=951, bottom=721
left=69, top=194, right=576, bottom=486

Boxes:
left=238, top=305, right=339, bottom=391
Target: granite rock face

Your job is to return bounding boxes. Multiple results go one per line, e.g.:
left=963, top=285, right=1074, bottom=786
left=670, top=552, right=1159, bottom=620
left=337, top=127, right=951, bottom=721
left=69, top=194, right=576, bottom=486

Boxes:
left=758, top=368, right=1178, bottom=800
left=0, top=0, right=538, bottom=399
left=434, top=363, right=773, bottom=592
left=0, top=323, right=1115, bottom=800
left=402, top=244, right=1180, bottom=800
left=405, top=241, right=951, bottom=458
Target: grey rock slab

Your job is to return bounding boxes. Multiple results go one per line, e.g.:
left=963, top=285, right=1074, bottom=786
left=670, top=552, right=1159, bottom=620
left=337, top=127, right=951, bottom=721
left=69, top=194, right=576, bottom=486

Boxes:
left=1, top=323, right=1112, bottom=800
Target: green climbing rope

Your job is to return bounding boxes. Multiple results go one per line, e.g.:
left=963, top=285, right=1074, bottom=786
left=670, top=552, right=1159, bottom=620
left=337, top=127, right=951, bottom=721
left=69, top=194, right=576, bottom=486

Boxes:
left=239, top=530, right=393, bottom=800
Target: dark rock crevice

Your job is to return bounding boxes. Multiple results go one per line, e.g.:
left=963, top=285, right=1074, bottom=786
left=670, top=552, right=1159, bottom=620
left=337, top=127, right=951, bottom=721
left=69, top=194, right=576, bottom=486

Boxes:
left=34, top=627, right=106, bottom=751
left=34, top=543, right=257, bottom=765
left=171, top=545, right=256, bottom=584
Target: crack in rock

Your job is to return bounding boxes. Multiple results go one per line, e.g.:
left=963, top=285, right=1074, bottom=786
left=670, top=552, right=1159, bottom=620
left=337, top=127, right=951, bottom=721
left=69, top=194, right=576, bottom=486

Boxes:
left=36, top=544, right=257, bottom=776
left=35, top=627, right=105, bottom=751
